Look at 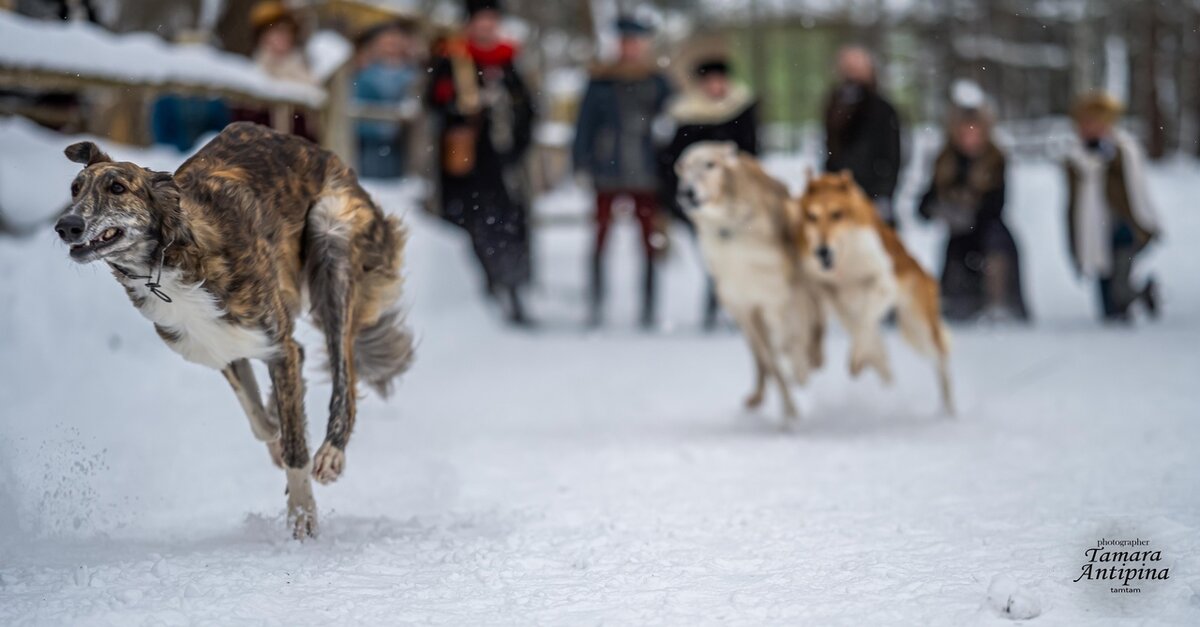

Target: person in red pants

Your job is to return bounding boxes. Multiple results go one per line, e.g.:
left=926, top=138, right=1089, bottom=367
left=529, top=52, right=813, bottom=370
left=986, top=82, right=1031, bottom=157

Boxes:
left=572, top=16, right=673, bottom=328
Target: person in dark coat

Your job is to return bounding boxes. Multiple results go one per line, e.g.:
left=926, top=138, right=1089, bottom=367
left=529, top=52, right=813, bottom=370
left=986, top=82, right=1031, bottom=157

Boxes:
left=918, top=104, right=1030, bottom=322
left=573, top=16, right=673, bottom=328
left=660, top=57, right=759, bottom=329
left=1064, top=92, right=1161, bottom=323
left=823, top=46, right=902, bottom=226
left=427, top=0, right=536, bottom=325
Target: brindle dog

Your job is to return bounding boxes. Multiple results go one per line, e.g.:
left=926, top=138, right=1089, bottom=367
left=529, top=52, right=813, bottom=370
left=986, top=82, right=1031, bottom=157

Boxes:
left=56, top=122, right=414, bottom=538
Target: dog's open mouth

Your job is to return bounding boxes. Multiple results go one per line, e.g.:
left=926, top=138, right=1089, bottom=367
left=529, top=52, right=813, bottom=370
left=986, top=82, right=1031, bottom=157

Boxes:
left=70, top=227, right=124, bottom=257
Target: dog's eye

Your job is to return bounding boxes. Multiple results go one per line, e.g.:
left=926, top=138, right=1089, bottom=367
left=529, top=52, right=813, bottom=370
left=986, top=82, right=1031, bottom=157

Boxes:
left=830, top=209, right=845, bottom=221
left=110, top=182, right=126, bottom=194
left=705, top=161, right=716, bottom=169
left=70, top=181, right=81, bottom=196
left=805, top=212, right=819, bottom=223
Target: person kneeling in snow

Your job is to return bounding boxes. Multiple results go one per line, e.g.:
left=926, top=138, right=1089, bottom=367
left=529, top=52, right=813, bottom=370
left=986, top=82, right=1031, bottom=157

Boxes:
left=1064, top=92, right=1162, bottom=323
left=918, top=101, right=1029, bottom=322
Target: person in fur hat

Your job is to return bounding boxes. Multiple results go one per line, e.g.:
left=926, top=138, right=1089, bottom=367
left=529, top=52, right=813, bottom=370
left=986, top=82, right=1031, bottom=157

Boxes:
left=573, top=16, right=674, bottom=329
left=230, top=1, right=317, bottom=140
left=426, top=0, right=536, bottom=325
left=918, top=101, right=1030, bottom=322
left=1064, top=92, right=1161, bottom=323
left=660, top=56, right=760, bottom=329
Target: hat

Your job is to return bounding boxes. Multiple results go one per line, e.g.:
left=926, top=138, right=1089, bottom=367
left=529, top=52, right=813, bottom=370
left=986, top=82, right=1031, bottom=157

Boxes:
left=466, top=0, right=502, bottom=17
left=250, top=1, right=297, bottom=31
left=1071, top=91, right=1124, bottom=124
left=354, top=17, right=416, bottom=49
left=694, top=57, right=730, bottom=78
left=615, top=16, right=653, bottom=37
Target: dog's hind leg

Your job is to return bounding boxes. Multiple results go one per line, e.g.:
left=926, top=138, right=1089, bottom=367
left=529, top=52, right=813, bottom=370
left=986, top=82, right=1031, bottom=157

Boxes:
left=743, top=339, right=768, bottom=410
left=221, top=359, right=280, bottom=442
left=267, top=335, right=316, bottom=539
left=306, top=191, right=365, bottom=486
left=896, top=276, right=955, bottom=415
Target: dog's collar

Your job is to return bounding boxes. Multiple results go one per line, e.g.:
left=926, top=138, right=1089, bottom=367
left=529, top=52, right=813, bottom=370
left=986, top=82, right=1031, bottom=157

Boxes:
left=111, top=239, right=174, bottom=303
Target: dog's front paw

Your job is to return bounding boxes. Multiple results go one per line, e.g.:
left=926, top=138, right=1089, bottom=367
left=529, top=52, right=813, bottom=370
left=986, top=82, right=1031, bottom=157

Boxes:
left=744, top=390, right=764, bottom=409
left=312, top=442, right=345, bottom=485
left=849, top=351, right=866, bottom=377
left=285, top=466, right=317, bottom=540
left=290, top=505, right=317, bottom=539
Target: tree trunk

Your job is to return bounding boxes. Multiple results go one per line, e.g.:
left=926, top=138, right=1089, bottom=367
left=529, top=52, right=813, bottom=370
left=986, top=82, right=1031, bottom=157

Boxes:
left=1144, top=1, right=1166, bottom=159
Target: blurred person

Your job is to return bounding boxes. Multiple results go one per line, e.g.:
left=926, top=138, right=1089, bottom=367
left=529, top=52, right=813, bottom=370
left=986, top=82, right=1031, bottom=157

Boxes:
left=427, top=0, right=536, bottom=325
left=823, top=45, right=901, bottom=227
left=354, top=19, right=419, bottom=179
left=151, top=95, right=231, bottom=152
left=1065, top=92, right=1161, bottom=323
left=573, top=16, right=673, bottom=328
left=917, top=102, right=1029, bottom=322
left=230, top=0, right=317, bottom=140
left=151, top=30, right=232, bottom=153
left=660, top=56, right=759, bottom=330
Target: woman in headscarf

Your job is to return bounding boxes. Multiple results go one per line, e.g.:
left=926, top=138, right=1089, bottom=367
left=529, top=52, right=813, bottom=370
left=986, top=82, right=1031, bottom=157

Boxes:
left=426, top=0, right=536, bottom=325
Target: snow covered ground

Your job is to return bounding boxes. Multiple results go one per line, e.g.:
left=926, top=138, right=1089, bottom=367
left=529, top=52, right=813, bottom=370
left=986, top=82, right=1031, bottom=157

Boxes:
left=1, top=145, right=1198, bottom=624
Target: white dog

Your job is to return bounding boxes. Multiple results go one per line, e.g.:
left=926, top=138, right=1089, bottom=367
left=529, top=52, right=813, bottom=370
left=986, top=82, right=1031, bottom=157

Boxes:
left=676, top=142, right=824, bottom=421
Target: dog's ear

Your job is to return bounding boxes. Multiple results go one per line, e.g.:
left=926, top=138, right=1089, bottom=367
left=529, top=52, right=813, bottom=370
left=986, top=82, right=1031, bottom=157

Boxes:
left=837, top=169, right=854, bottom=186
left=64, top=142, right=112, bottom=167
left=146, top=170, right=179, bottom=203
left=804, top=166, right=816, bottom=184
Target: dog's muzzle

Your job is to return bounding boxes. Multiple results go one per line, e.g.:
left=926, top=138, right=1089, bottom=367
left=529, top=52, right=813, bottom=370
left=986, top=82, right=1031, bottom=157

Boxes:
left=55, top=214, right=86, bottom=243
left=677, top=186, right=700, bottom=210
left=816, top=245, right=834, bottom=270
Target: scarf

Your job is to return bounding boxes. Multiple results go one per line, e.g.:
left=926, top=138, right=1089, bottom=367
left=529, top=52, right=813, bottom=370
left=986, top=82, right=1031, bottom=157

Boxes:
left=1066, top=128, right=1161, bottom=276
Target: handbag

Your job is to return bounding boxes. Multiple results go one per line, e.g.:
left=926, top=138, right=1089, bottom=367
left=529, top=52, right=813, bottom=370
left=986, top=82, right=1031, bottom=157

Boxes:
left=442, top=123, right=478, bottom=176
left=442, top=39, right=483, bottom=177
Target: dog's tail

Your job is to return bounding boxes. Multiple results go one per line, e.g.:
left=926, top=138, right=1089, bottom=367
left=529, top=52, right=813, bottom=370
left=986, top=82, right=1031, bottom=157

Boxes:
left=355, top=307, right=414, bottom=398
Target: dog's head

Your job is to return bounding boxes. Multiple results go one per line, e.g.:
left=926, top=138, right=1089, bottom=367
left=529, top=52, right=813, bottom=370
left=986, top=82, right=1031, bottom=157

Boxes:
left=791, top=169, right=877, bottom=271
left=56, top=142, right=178, bottom=265
left=674, top=141, right=741, bottom=213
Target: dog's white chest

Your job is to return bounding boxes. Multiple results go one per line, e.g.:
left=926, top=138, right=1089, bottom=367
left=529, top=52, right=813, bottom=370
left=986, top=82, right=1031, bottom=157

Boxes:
left=124, top=269, right=277, bottom=369
left=695, top=220, right=792, bottom=307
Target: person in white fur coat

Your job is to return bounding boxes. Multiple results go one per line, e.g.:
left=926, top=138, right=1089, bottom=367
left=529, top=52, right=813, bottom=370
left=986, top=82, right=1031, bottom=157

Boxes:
left=1064, top=92, right=1162, bottom=323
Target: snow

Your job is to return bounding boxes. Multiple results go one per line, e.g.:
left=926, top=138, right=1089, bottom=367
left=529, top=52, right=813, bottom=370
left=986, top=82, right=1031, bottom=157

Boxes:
left=306, top=31, right=353, bottom=85
left=0, top=11, right=325, bottom=107
left=1, top=136, right=1199, bottom=624
left=0, top=117, right=192, bottom=232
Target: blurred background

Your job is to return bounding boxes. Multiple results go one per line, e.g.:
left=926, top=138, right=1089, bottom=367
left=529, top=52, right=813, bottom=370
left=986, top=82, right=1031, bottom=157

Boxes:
left=1, top=0, right=1197, bottom=206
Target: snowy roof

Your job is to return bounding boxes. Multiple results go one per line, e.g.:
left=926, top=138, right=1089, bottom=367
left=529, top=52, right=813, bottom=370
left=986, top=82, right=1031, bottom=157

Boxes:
left=0, top=12, right=327, bottom=108
left=692, top=0, right=934, bottom=23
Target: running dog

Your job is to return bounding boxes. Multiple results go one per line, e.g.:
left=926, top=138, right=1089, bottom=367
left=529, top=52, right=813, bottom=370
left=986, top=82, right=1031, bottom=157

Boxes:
left=676, top=142, right=824, bottom=422
left=791, top=170, right=954, bottom=415
left=55, top=122, right=414, bottom=538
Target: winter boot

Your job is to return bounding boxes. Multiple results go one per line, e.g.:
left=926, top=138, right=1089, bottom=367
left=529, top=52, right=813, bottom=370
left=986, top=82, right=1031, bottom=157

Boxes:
left=640, top=260, right=657, bottom=330
left=1141, top=277, right=1160, bottom=320
left=588, top=253, right=605, bottom=328
left=701, top=280, right=720, bottom=331
left=504, top=286, right=532, bottom=328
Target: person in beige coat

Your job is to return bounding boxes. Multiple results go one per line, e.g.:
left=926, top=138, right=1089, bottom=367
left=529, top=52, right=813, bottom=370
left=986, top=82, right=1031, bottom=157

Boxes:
left=1064, top=92, right=1162, bottom=323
